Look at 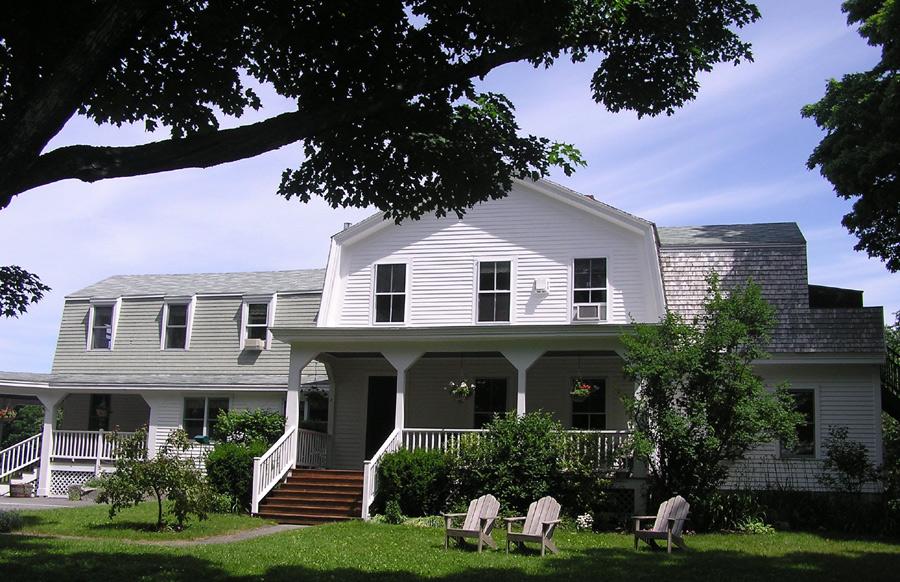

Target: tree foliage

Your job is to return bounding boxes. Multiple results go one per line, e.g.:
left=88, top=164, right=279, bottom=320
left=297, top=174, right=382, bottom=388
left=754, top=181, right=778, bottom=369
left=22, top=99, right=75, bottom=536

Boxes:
left=802, top=0, right=900, bottom=271
left=95, top=428, right=213, bottom=530
left=0, top=265, right=50, bottom=318
left=213, top=408, right=285, bottom=447
left=0, top=404, right=44, bottom=449
left=622, top=273, right=801, bottom=505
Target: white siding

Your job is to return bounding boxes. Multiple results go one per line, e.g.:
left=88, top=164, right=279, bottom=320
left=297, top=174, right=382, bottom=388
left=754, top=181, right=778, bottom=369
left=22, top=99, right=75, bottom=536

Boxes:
left=329, top=185, right=661, bottom=327
left=725, top=363, right=882, bottom=491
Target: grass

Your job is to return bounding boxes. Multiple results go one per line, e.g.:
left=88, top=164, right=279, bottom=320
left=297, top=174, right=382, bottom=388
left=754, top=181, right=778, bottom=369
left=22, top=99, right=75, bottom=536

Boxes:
left=12, top=502, right=272, bottom=541
left=1, top=519, right=900, bottom=581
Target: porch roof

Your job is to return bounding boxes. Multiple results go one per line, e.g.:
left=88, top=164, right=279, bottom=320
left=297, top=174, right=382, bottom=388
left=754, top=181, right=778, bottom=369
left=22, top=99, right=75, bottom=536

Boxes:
left=273, top=324, right=633, bottom=352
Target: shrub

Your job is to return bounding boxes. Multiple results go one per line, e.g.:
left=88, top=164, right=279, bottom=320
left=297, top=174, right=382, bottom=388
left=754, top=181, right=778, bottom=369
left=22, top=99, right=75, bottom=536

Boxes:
left=384, top=499, right=405, bottom=525
left=819, top=425, right=879, bottom=493
left=214, top=409, right=285, bottom=446
left=206, top=440, right=269, bottom=512
left=736, top=516, right=775, bottom=535
left=449, top=412, right=611, bottom=515
left=0, top=510, right=23, bottom=533
left=0, top=404, right=43, bottom=449
left=375, top=448, right=450, bottom=517
left=95, top=428, right=214, bottom=530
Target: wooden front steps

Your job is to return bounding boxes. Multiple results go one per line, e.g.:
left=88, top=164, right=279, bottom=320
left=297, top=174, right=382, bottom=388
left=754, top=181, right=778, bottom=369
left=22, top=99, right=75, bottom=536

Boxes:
left=257, top=469, right=363, bottom=525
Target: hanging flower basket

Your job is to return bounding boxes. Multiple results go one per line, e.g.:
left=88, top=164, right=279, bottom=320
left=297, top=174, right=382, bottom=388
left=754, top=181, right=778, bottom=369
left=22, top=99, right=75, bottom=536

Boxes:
left=444, top=380, right=475, bottom=402
left=0, top=407, right=16, bottom=422
left=570, top=379, right=598, bottom=402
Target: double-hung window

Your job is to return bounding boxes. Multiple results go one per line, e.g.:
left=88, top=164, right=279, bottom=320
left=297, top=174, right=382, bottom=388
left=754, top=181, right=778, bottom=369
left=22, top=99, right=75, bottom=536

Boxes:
left=246, top=303, right=269, bottom=341
left=573, top=258, right=607, bottom=321
left=183, top=397, right=230, bottom=441
left=374, top=263, right=406, bottom=323
left=782, top=389, right=816, bottom=457
left=571, top=378, right=607, bottom=429
left=477, top=261, right=511, bottom=323
left=163, top=302, right=190, bottom=349
left=88, top=301, right=119, bottom=350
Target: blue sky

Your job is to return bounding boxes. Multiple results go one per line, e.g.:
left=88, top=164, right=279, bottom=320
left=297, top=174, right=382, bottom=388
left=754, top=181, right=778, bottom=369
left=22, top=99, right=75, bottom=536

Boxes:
left=0, top=0, right=896, bottom=372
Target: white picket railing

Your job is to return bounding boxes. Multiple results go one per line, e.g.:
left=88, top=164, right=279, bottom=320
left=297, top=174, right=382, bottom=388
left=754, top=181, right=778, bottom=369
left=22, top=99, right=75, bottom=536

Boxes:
left=562, top=430, right=632, bottom=468
left=401, top=428, right=485, bottom=453
left=0, top=433, right=42, bottom=481
left=251, top=425, right=298, bottom=514
left=361, top=427, right=403, bottom=519
left=296, top=428, right=328, bottom=468
left=52, top=430, right=136, bottom=461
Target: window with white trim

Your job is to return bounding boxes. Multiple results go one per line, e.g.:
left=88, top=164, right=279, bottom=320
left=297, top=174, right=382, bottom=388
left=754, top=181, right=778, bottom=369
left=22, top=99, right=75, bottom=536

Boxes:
left=246, top=303, right=269, bottom=341
left=183, top=397, right=229, bottom=440
left=374, top=263, right=406, bottom=323
left=477, top=261, right=511, bottom=323
left=571, top=378, right=606, bottom=429
left=163, top=303, right=190, bottom=349
left=89, top=304, right=115, bottom=350
left=782, top=389, right=816, bottom=457
left=573, top=258, right=607, bottom=321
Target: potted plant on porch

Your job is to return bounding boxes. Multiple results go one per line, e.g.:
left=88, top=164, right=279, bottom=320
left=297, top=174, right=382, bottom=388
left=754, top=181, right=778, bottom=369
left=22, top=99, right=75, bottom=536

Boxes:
left=570, top=379, right=598, bottom=402
left=444, top=380, right=475, bottom=402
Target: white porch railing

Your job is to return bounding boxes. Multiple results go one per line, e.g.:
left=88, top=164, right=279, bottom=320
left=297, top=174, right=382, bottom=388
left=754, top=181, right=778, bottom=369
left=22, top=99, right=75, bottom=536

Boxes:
left=251, top=425, right=298, bottom=514
left=296, top=428, right=328, bottom=468
left=562, top=430, right=632, bottom=468
left=361, top=427, right=403, bottom=519
left=52, top=430, right=136, bottom=461
left=0, top=433, right=41, bottom=481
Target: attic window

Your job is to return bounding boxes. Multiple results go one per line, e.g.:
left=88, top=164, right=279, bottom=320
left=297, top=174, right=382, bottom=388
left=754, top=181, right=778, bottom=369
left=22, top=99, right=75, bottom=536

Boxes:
left=87, top=300, right=120, bottom=350
left=241, top=295, right=277, bottom=349
left=162, top=299, right=193, bottom=350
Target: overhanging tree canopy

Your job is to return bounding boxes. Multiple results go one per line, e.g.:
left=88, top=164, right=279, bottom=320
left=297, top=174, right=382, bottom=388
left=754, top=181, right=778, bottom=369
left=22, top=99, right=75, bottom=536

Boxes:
left=0, top=0, right=761, bottom=313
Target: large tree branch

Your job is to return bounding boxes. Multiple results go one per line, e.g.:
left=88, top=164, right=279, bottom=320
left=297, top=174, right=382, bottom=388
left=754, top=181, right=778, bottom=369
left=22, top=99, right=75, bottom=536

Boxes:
left=0, top=2, right=153, bottom=195
left=1, top=36, right=566, bottom=208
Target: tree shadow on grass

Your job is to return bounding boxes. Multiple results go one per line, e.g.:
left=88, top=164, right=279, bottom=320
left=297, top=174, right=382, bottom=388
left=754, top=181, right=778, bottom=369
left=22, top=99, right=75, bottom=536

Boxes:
left=2, top=533, right=899, bottom=582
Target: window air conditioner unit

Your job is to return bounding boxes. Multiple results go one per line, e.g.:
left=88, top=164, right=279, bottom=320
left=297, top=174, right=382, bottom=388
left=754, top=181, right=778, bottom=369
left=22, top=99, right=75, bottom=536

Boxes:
left=574, top=304, right=605, bottom=321
left=244, top=338, right=265, bottom=351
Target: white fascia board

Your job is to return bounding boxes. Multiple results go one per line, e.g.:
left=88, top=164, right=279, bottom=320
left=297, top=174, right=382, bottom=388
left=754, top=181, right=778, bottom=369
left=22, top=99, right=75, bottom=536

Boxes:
left=318, top=238, right=341, bottom=327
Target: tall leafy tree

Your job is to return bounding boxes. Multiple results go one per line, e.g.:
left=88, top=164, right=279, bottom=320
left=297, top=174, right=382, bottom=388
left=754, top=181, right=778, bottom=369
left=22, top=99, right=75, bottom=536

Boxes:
left=0, top=1, right=761, bottom=313
left=622, top=273, right=801, bottom=508
left=803, top=0, right=900, bottom=271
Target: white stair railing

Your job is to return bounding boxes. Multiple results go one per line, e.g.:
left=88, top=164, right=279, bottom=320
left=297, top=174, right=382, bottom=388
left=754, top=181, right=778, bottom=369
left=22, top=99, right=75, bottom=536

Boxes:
left=251, top=425, right=298, bottom=514
left=0, top=434, right=42, bottom=481
left=296, top=428, right=328, bottom=468
left=361, top=427, right=403, bottom=520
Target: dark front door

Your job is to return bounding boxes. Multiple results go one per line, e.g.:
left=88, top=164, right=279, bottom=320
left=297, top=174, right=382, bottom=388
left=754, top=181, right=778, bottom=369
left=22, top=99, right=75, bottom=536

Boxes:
left=365, top=376, right=397, bottom=460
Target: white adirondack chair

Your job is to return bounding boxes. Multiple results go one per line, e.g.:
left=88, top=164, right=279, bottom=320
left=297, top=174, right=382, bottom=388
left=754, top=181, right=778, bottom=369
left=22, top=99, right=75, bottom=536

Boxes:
left=505, top=496, right=562, bottom=557
left=633, top=495, right=690, bottom=553
left=442, top=494, right=501, bottom=552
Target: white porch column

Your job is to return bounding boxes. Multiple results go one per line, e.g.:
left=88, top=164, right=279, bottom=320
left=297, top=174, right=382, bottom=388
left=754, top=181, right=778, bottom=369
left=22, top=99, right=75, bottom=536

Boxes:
left=382, top=351, right=424, bottom=430
left=35, top=392, right=66, bottom=497
left=501, top=348, right=545, bottom=416
left=287, top=348, right=317, bottom=429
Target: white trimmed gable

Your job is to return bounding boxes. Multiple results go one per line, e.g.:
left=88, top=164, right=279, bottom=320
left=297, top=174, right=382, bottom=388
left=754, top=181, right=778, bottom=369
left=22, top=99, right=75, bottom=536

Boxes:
left=319, top=180, right=666, bottom=327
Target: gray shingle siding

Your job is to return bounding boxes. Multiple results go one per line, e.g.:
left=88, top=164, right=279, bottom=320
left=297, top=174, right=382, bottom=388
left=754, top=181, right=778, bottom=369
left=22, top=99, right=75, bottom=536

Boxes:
left=658, top=240, right=884, bottom=354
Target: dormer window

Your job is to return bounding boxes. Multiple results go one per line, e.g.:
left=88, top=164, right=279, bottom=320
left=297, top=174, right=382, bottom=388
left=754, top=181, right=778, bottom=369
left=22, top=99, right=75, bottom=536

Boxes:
left=87, top=299, right=120, bottom=350
left=374, top=263, right=406, bottom=323
left=241, top=295, right=276, bottom=349
left=573, top=258, right=607, bottom=321
left=161, top=298, right=194, bottom=350
left=477, top=261, right=511, bottom=323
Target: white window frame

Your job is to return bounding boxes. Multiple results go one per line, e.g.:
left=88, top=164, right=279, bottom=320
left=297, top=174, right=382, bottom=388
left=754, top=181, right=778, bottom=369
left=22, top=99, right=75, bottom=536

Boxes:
left=86, top=298, right=121, bottom=351
left=474, top=258, right=515, bottom=325
left=160, top=296, right=195, bottom=351
left=240, top=294, right=277, bottom=350
left=182, top=396, right=231, bottom=440
left=779, top=385, right=819, bottom=459
left=570, top=257, right=609, bottom=323
left=371, top=261, right=409, bottom=325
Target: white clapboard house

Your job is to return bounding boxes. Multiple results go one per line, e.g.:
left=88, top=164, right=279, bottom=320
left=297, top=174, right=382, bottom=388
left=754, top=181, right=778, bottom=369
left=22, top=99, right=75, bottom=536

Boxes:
left=0, top=179, right=892, bottom=524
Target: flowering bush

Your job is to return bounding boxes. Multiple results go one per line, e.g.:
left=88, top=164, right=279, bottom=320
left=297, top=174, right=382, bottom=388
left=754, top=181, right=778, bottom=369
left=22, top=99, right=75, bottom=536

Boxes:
left=575, top=513, right=594, bottom=531
left=570, top=379, right=598, bottom=401
left=444, top=380, right=474, bottom=401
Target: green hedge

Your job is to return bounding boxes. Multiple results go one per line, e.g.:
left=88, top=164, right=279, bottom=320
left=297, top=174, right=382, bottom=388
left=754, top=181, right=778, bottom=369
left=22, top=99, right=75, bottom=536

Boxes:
left=205, top=440, right=268, bottom=512
left=374, top=448, right=450, bottom=517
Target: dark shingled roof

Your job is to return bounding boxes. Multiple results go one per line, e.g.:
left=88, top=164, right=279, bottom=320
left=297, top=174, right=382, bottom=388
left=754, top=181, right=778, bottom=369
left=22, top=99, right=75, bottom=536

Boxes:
left=658, top=223, right=806, bottom=247
left=68, top=269, right=326, bottom=299
left=0, top=371, right=51, bottom=384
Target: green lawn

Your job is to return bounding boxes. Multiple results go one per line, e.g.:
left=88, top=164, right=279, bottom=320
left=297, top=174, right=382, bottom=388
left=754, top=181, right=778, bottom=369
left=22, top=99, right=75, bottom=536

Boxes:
left=14, top=502, right=272, bottom=541
left=1, top=519, right=899, bottom=581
